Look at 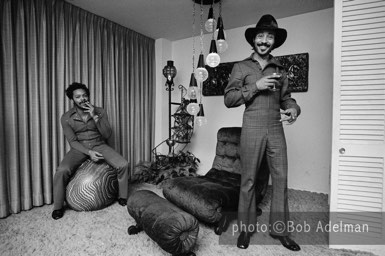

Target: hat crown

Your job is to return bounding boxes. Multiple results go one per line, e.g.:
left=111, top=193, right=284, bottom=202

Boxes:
left=256, top=14, right=279, bottom=30
left=244, top=14, right=287, bottom=49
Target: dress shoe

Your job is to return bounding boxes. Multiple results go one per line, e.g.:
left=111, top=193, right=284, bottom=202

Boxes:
left=270, top=234, right=301, bottom=251
left=237, top=231, right=251, bottom=249
left=214, top=214, right=228, bottom=235
left=118, top=198, right=127, bottom=206
left=52, top=208, right=64, bottom=220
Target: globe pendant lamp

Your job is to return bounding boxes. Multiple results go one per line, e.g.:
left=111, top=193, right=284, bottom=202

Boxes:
left=194, top=53, right=209, bottom=82
left=187, top=73, right=200, bottom=100
left=214, top=16, right=227, bottom=41
left=215, top=0, right=228, bottom=53
left=195, top=103, right=207, bottom=126
left=204, top=5, right=216, bottom=32
left=216, top=27, right=228, bottom=54
left=186, top=98, right=200, bottom=115
left=206, top=39, right=220, bottom=68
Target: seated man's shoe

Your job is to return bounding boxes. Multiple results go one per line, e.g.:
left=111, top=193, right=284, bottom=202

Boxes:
left=118, top=198, right=127, bottom=206
left=52, top=208, right=64, bottom=220
left=237, top=231, right=251, bottom=249
left=270, top=235, right=301, bottom=251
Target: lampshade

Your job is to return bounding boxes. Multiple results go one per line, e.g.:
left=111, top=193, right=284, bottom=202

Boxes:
left=162, top=60, right=177, bottom=83
left=204, top=6, right=216, bottom=32
left=187, top=73, right=200, bottom=99
left=194, top=54, right=209, bottom=82
left=214, top=16, right=227, bottom=39
left=195, top=104, right=207, bottom=126
left=186, top=99, right=200, bottom=115
left=216, top=27, right=228, bottom=53
left=206, top=39, right=220, bottom=68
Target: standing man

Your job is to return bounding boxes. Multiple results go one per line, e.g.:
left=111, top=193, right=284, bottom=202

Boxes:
left=224, top=14, right=301, bottom=251
left=52, top=82, right=130, bottom=220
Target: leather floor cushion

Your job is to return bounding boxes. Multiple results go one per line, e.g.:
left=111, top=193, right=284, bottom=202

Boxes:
left=127, top=190, right=199, bottom=255
left=162, top=169, right=240, bottom=224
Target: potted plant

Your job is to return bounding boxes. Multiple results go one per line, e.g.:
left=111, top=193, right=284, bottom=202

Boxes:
left=132, top=150, right=200, bottom=185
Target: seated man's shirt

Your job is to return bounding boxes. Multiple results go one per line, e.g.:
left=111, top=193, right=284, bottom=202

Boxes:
left=61, top=107, right=112, bottom=154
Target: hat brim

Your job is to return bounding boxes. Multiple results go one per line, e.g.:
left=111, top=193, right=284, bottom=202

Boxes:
left=245, top=27, right=287, bottom=49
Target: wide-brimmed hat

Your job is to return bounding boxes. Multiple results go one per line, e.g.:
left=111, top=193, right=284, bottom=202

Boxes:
left=245, top=14, right=287, bottom=49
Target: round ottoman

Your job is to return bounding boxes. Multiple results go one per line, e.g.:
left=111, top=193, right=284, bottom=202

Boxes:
left=127, top=190, right=198, bottom=256
left=66, top=160, right=118, bottom=211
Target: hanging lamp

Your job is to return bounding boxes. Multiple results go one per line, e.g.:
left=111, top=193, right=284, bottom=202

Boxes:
left=204, top=3, right=216, bottom=32
left=215, top=1, right=228, bottom=53
left=187, top=0, right=200, bottom=115
left=193, top=1, right=208, bottom=83
left=195, top=103, right=207, bottom=126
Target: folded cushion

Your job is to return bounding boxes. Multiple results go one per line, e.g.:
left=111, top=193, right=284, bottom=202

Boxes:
left=127, top=190, right=198, bottom=255
left=163, top=169, right=240, bottom=224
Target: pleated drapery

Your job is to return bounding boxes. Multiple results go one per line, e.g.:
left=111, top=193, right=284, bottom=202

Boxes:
left=0, top=0, right=155, bottom=218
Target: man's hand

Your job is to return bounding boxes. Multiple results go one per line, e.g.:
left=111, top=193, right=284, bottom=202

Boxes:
left=83, top=102, right=96, bottom=118
left=256, top=74, right=280, bottom=91
left=88, top=150, right=104, bottom=162
left=280, top=108, right=298, bottom=125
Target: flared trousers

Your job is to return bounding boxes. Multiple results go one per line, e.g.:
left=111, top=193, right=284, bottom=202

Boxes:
left=238, top=113, right=289, bottom=236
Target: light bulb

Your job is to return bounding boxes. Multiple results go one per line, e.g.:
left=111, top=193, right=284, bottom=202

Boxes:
left=205, top=19, right=217, bottom=33
left=216, top=39, right=228, bottom=54
left=195, top=116, right=208, bottom=126
left=205, top=7, right=216, bottom=33
left=186, top=102, right=200, bottom=115
left=194, top=67, right=209, bottom=83
left=206, top=53, right=220, bottom=68
left=187, top=86, right=200, bottom=100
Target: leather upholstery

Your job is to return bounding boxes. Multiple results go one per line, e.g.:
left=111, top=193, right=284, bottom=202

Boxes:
left=127, top=190, right=198, bottom=255
left=163, top=127, right=269, bottom=225
left=212, top=127, right=242, bottom=175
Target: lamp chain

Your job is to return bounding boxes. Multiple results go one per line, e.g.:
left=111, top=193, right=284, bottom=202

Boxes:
left=211, top=2, right=215, bottom=39
left=199, top=0, right=204, bottom=53
left=192, top=1, right=196, bottom=71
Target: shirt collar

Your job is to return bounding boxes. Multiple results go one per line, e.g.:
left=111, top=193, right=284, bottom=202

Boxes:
left=68, top=107, right=83, bottom=121
left=245, top=53, right=283, bottom=69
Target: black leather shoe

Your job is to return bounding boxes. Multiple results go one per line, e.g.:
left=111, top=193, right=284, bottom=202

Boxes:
left=256, top=207, right=262, bottom=216
left=118, top=198, right=127, bottom=206
left=270, top=235, right=301, bottom=251
left=237, top=231, right=251, bottom=249
left=214, top=214, right=228, bottom=235
left=52, top=208, right=64, bottom=220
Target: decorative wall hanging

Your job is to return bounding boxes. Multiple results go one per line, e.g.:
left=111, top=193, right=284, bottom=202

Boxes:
left=202, top=52, right=309, bottom=96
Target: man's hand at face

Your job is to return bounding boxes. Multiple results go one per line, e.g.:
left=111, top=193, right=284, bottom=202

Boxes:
left=88, top=150, right=104, bottom=162
left=280, top=108, right=298, bottom=125
left=83, top=102, right=96, bottom=118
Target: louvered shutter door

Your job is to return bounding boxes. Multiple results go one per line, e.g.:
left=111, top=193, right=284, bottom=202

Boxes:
left=330, top=0, right=385, bottom=254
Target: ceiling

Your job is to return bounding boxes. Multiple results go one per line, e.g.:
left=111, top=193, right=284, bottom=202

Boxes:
left=65, top=0, right=333, bottom=41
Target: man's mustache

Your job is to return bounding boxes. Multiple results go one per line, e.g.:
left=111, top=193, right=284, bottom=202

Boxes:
left=257, top=42, right=271, bottom=47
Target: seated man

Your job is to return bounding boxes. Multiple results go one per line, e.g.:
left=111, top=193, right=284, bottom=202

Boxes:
left=52, top=82, right=130, bottom=220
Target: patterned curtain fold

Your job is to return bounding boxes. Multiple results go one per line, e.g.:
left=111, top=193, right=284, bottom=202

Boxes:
left=0, top=0, right=155, bottom=218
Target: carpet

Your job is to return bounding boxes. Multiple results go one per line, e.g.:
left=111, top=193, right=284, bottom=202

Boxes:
left=0, top=183, right=379, bottom=256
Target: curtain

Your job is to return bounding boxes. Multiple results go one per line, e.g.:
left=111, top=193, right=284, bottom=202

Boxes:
left=0, top=0, right=155, bottom=218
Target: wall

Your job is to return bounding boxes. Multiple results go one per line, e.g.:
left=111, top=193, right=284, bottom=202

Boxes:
left=155, top=8, right=334, bottom=194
